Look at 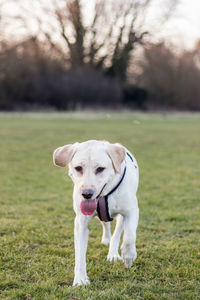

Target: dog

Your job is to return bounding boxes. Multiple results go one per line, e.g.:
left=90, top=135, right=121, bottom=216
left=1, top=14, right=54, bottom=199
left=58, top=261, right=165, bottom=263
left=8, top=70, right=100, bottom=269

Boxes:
left=53, top=140, right=139, bottom=286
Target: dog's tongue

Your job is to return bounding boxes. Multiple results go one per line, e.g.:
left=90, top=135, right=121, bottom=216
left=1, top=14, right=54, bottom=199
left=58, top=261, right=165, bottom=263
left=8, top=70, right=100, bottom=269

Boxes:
left=80, top=199, right=97, bottom=216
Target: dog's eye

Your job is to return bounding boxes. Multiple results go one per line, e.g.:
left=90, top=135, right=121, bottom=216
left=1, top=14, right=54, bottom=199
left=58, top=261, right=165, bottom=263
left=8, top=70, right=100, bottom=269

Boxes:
left=96, top=167, right=105, bottom=174
left=75, top=166, right=83, bottom=172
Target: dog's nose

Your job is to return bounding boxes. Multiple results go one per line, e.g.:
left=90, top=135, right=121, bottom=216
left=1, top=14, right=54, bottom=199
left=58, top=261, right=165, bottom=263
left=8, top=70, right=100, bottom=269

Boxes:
left=81, top=188, right=94, bottom=200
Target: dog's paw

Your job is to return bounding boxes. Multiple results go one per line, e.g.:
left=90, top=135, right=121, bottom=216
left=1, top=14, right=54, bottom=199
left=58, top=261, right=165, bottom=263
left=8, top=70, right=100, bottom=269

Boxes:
left=122, top=252, right=137, bottom=268
left=73, top=275, right=90, bottom=286
left=107, top=253, right=122, bottom=262
left=101, top=237, right=110, bottom=245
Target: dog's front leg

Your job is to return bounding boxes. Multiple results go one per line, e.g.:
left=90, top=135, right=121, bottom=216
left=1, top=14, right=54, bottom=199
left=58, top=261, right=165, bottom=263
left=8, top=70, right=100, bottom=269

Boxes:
left=73, top=214, right=90, bottom=286
left=121, top=205, right=139, bottom=268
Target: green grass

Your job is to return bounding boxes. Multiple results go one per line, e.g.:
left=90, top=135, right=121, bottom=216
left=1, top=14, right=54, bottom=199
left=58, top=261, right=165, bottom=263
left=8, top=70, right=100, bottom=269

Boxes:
left=0, top=112, right=199, bottom=299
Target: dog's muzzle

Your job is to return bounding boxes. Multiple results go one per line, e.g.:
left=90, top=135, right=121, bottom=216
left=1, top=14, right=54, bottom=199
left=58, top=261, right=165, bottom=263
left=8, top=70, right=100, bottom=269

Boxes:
left=81, top=188, right=94, bottom=200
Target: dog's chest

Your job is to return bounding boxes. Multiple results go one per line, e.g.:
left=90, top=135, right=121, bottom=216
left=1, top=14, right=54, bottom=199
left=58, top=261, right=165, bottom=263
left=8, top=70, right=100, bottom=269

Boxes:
left=108, top=192, right=129, bottom=217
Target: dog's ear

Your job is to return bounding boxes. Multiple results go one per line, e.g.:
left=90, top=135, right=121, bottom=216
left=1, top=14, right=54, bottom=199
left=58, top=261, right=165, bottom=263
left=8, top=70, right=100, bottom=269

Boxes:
left=53, top=144, right=77, bottom=167
left=107, top=143, right=126, bottom=173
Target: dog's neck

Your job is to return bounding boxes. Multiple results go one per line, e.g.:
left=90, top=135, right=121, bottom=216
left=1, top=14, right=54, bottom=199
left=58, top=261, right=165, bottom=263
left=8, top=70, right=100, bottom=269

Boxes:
left=101, top=160, right=126, bottom=197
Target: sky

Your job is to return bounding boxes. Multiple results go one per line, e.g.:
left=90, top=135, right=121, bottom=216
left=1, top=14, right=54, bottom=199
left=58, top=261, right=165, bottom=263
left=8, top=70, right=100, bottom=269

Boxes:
left=158, top=0, right=200, bottom=49
left=1, top=0, right=200, bottom=50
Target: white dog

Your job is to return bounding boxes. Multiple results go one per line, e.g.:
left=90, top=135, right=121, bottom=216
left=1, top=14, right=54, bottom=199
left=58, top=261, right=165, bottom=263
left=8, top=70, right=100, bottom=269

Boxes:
left=53, top=140, right=139, bottom=286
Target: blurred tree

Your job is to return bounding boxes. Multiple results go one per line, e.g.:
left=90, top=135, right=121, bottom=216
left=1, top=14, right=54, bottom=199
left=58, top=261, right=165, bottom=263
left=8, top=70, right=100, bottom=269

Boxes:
left=13, top=0, right=178, bottom=82
left=49, top=0, right=178, bottom=82
left=139, top=42, right=200, bottom=110
left=0, top=37, right=122, bottom=110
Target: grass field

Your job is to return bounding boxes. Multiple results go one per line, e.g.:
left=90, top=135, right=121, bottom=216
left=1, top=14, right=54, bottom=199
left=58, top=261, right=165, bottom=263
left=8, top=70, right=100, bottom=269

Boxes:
left=0, top=112, right=199, bottom=299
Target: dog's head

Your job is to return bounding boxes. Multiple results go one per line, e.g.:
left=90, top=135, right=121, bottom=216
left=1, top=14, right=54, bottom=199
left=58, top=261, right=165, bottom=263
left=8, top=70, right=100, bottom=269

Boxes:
left=53, top=140, right=126, bottom=201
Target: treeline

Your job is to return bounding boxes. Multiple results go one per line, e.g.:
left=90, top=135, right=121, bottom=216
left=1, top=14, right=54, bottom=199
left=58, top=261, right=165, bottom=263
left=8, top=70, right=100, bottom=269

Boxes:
left=0, top=38, right=200, bottom=111
left=0, top=0, right=199, bottom=111
left=139, top=42, right=200, bottom=110
left=0, top=38, right=146, bottom=110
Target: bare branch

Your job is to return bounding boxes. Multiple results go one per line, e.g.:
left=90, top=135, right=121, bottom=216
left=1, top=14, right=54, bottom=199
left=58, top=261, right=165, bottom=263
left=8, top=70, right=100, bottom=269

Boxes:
left=54, top=8, right=72, bottom=51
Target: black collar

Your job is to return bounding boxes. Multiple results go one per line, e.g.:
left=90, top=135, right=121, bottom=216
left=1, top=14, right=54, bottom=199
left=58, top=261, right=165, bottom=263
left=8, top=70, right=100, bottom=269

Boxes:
left=96, top=166, right=126, bottom=222
left=96, top=151, right=134, bottom=222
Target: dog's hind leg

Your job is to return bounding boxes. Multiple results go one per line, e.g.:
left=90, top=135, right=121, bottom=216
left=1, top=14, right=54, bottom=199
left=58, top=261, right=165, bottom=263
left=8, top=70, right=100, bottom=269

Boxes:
left=107, top=214, right=124, bottom=262
left=101, top=221, right=111, bottom=245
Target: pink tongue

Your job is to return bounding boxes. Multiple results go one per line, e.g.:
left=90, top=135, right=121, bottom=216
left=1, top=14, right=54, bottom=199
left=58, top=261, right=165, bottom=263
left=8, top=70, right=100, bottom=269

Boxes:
left=80, top=199, right=97, bottom=216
